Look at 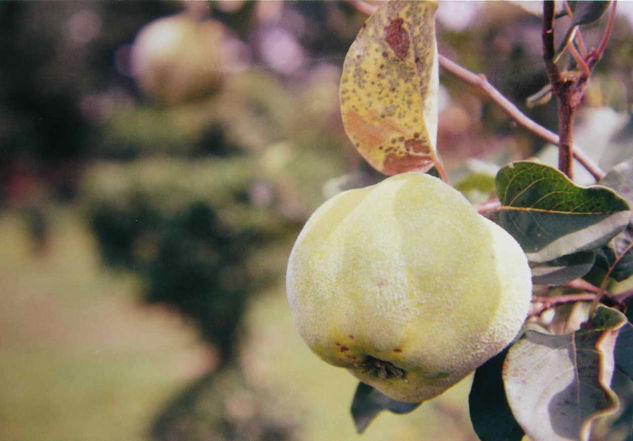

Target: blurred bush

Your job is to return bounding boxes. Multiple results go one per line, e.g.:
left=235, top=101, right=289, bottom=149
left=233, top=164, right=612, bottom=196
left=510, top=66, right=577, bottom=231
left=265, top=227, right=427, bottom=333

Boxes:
left=82, top=157, right=292, bottom=362
left=82, top=51, right=349, bottom=366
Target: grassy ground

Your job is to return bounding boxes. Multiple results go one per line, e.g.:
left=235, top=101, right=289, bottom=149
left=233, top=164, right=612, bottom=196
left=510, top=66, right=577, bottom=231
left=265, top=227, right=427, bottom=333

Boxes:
left=0, top=207, right=477, bottom=441
left=0, top=209, right=211, bottom=441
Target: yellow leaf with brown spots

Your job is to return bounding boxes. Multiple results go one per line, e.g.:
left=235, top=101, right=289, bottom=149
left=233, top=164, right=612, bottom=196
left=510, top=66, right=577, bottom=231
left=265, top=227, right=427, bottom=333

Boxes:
left=340, top=0, right=440, bottom=175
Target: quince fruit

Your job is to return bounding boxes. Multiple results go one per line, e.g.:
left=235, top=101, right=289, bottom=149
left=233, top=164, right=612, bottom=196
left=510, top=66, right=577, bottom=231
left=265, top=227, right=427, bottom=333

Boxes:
left=130, top=14, right=225, bottom=104
left=286, top=172, right=532, bottom=403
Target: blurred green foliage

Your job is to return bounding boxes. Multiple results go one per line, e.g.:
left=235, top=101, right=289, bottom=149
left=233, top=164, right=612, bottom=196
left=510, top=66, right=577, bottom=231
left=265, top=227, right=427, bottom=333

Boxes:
left=82, top=156, right=291, bottom=361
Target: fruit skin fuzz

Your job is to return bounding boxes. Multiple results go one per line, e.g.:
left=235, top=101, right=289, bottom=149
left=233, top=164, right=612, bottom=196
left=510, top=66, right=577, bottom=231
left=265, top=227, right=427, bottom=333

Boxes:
left=286, top=172, right=532, bottom=403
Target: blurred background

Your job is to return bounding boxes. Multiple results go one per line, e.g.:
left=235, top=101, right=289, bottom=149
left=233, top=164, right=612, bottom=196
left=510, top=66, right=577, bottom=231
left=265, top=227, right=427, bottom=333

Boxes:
left=2, top=2, right=633, bottom=440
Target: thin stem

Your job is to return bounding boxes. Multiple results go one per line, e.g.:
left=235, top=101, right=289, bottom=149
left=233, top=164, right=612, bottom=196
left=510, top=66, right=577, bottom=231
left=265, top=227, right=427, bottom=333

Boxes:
left=533, top=293, right=597, bottom=305
left=542, top=1, right=560, bottom=83
left=575, top=29, right=589, bottom=58
left=557, top=94, right=576, bottom=179
left=542, top=1, right=575, bottom=178
left=595, top=0, right=618, bottom=62
left=434, top=159, right=449, bottom=184
left=531, top=293, right=597, bottom=317
left=563, top=278, right=603, bottom=294
left=568, top=41, right=590, bottom=78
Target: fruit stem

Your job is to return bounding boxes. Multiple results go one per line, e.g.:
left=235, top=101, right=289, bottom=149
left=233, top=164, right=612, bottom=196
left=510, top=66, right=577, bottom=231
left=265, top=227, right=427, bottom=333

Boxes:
left=434, top=159, right=449, bottom=184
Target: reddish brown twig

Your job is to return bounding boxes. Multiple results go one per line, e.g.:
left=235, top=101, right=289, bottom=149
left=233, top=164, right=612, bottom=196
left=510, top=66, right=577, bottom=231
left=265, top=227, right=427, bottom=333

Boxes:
left=531, top=293, right=597, bottom=317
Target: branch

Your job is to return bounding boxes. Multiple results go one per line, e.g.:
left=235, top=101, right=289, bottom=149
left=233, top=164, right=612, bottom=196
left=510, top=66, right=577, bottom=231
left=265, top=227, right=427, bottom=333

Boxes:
left=595, top=0, right=618, bottom=63
left=344, top=0, right=604, bottom=181
left=531, top=292, right=597, bottom=317
left=438, top=55, right=603, bottom=180
left=543, top=1, right=575, bottom=179
left=533, top=293, right=598, bottom=305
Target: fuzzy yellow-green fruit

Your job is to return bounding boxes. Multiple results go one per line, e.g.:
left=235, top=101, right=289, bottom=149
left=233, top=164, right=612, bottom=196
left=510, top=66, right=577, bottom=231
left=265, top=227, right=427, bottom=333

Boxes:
left=286, top=172, right=532, bottom=403
left=130, top=13, right=225, bottom=104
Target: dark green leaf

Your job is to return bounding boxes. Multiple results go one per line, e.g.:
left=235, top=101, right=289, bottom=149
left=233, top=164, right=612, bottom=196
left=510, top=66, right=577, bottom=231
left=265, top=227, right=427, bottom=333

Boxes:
left=526, top=84, right=553, bottom=108
left=589, top=158, right=633, bottom=282
left=594, top=232, right=633, bottom=282
left=455, top=170, right=496, bottom=204
left=469, top=347, right=524, bottom=441
left=571, top=1, right=611, bottom=26
left=503, top=306, right=626, bottom=441
left=554, top=1, right=611, bottom=61
left=606, top=370, right=633, bottom=441
left=601, top=156, right=633, bottom=205
left=554, top=26, right=579, bottom=63
left=616, top=319, right=633, bottom=381
left=494, top=161, right=630, bottom=263
left=531, top=251, right=595, bottom=285
left=350, top=382, right=421, bottom=434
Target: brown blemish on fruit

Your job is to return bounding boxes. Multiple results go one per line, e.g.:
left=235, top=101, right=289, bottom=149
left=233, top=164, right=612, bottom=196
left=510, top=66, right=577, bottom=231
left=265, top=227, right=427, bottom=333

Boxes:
left=361, top=355, right=407, bottom=380
left=377, top=280, right=387, bottom=288
left=384, top=17, right=409, bottom=60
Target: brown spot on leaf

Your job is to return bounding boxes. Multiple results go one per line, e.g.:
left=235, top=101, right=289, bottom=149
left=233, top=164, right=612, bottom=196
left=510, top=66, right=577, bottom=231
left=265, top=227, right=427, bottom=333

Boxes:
left=340, top=346, right=349, bottom=353
left=384, top=17, right=409, bottom=60
left=393, top=348, right=402, bottom=353
left=349, top=334, right=355, bottom=339
left=377, top=280, right=387, bottom=288
left=383, top=153, right=433, bottom=175
left=405, top=138, right=430, bottom=154
left=343, top=110, right=387, bottom=153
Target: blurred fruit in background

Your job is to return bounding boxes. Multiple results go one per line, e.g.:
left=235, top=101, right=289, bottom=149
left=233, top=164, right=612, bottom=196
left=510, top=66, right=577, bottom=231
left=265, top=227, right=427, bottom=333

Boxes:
left=130, top=13, right=227, bottom=104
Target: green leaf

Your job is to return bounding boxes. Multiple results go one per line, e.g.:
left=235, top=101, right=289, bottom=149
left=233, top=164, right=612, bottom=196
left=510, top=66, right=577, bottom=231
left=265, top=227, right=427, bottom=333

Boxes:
left=493, top=161, right=630, bottom=263
left=587, top=159, right=633, bottom=282
left=594, top=233, right=633, bottom=282
left=554, top=2, right=611, bottom=62
left=350, top=382, right=421, bottom=434
left=616, top=319, right=633, bottom=381
left=605, top=370, right=633, bottom=441
left=531, top=251, right=596, bottom=285
left=601, top=156, right=633, bottom=205
left=340, top=0, right=440, bottom=175
left=503, top=306, right=626, bottom=441
left=455, top=170, right=496, bottom=203
left=570, top=1, right=612, bottom=26
left=469, top=347, right=525, bottom=441
left=526, top=83, right=553, bottom=109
